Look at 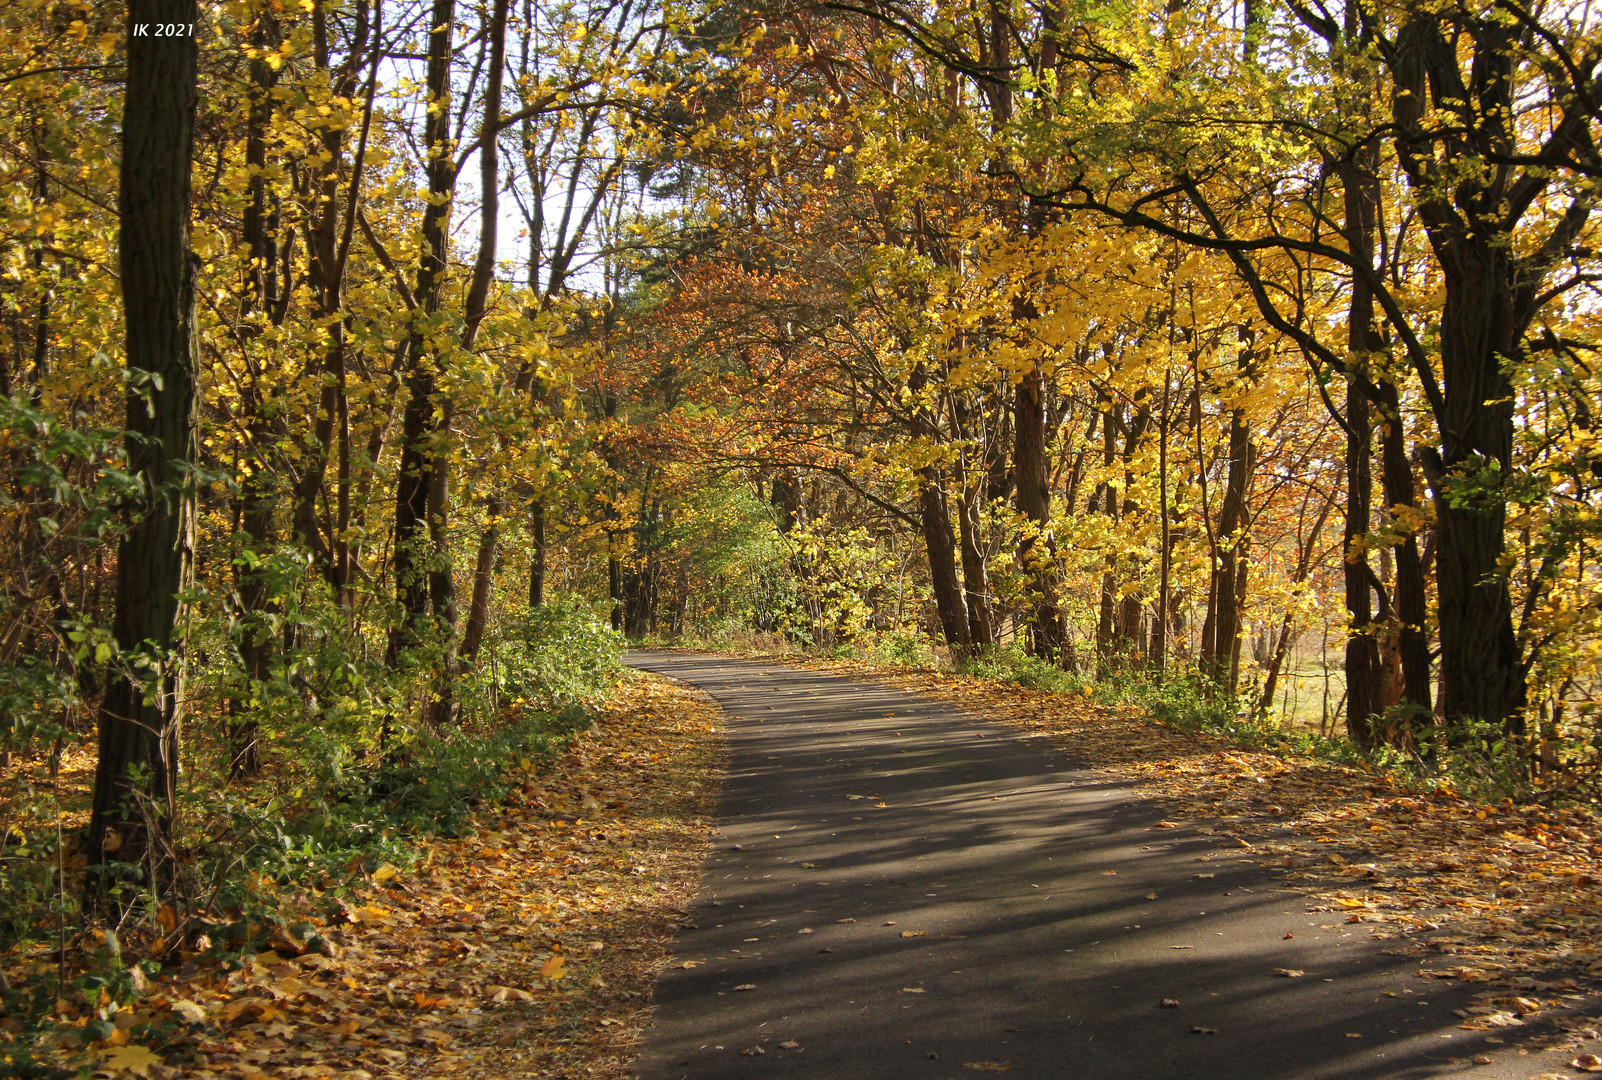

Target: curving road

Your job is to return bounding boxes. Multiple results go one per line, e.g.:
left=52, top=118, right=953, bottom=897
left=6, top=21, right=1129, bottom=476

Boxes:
left=626, top=651, right=1573, bottom=1080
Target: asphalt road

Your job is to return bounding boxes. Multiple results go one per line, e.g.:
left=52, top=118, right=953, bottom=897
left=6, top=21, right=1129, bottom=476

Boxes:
left=626, top=651, right=1588, bottom=1080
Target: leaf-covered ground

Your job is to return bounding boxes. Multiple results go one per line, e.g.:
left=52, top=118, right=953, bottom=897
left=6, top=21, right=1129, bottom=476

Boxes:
left=786, top=656, right=1602, bottom=1058
left=1, top=671, right=724, bottom=1080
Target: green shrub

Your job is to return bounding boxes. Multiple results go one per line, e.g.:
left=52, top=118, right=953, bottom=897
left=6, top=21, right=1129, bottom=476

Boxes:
left=960, top=645, right=1084, bottom=693
left=868, top=630, right=937, bottom=669
left=485, top=594, right=624, bottom=712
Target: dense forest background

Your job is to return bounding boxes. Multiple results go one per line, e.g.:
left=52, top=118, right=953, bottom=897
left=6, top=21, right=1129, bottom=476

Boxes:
left=2, top=0, right=1602, bottom=1040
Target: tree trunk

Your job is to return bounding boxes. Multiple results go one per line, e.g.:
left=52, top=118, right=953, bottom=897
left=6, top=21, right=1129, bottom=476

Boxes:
left=1210, top=397, right=1253, bottom=696
left=1428, top=247, right=1525, bottom=734
left=87, top=0, right=200, bottom=907
left=229, top=15, right=283, bottom=777
left=1096, top=397, right=1117, bottom=662
left=389, top=0, right=457, bottom=685
left=458, top=0, right=511, bottom=658
left=919, top=478, right=970, bottom=652
left=1376, top=381, right=1433, bottom=726
left=1014, top=361, right=1064, bottom=662
left=528, top=498, right=546, bottom=607
left=1343, top=383, right=1383, bottom=747
left=955, top=477, right=994, bottom=648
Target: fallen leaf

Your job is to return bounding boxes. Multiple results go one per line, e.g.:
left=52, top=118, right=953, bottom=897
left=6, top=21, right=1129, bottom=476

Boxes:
left=779, top=1040, right=801, bottom=1051
left=541, top=954, right=568, bottom=980
left=734, top=984, right=756, bottom=991
left=1573, top=1056, right=1602, bottom=1073
left=97, top=1045, right=163, bottom=1075
left=1190, top=1026, right=1218, bottom=1035
left=901, top=986, right=925, bottom=993
left=900, top=930, right=928, bottom=938
left=1274, top=969, right=1304, bottom=978
left=1160, top=998, right=1179, bottom=1008
left=675, top=960, right=701, bottom=969
left=962, top=1062, right=1012, bottom=1071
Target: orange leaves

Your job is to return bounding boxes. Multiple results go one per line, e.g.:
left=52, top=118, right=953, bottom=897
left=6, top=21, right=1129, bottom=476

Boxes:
left=4, top=674, right=722, bottom=1080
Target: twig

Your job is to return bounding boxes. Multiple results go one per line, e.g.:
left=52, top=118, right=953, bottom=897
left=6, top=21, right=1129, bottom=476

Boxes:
left=56, top=813, right=66, bottom=996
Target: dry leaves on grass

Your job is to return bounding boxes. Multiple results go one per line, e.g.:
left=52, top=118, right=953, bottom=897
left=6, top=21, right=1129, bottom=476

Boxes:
left=11, top=673, right=723, bottom=1080
left=787, top=655, right=1602, bottom=1010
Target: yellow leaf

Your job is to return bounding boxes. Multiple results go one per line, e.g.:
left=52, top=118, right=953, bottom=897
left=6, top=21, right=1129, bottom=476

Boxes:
left=98, top=1044, right=162, bottom=1075
left=372, top=863, right=400, bottom=884
left=541, top=954, right=567, bottom=979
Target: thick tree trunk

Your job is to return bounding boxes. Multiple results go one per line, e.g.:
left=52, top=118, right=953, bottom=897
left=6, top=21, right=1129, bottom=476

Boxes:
left=87, top=0, right=199, bottom=906
left=1429, top=249, right=1525, bottom=734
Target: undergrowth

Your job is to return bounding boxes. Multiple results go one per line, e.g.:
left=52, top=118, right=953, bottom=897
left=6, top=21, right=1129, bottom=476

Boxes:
left=0, top=596, right=626, bottom=1059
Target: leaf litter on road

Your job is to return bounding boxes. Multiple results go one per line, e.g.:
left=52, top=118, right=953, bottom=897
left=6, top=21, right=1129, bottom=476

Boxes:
left=785, top=655, right=1602, bottom=1053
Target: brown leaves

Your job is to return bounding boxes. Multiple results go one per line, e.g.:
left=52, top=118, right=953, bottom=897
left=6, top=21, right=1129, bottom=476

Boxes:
left=4, top=674, right=723, bottom=1080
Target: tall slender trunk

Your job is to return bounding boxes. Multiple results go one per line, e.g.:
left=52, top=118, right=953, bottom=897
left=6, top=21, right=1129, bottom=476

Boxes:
left=528, top=498, right=546, bottom=607
left=293, top=0, right=371, bottom=593
left=1209, top=392, right=1253, bottom=696
left=1152, top=365, right=1174, bottom=674
left=1376, top=382, right=1433, bottom=724
left=919, top=478, right=970, bottom=651
left=88, top=0, right=199, bottom=906
left=1014, top=361, right=1064, bottom=662
left=230, top=15, right=283, bottom=777
left=955, top=477, right=993, bottom=648
left=1343, top=383, right=1383, bottom=746
left=389, top=0, right=457, bottom=721
left=1096, top=397, right=1117, bottom=661
left=459, top=0, right=512, bottom=661
left=1116, top=399, right=1152, bottom=657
